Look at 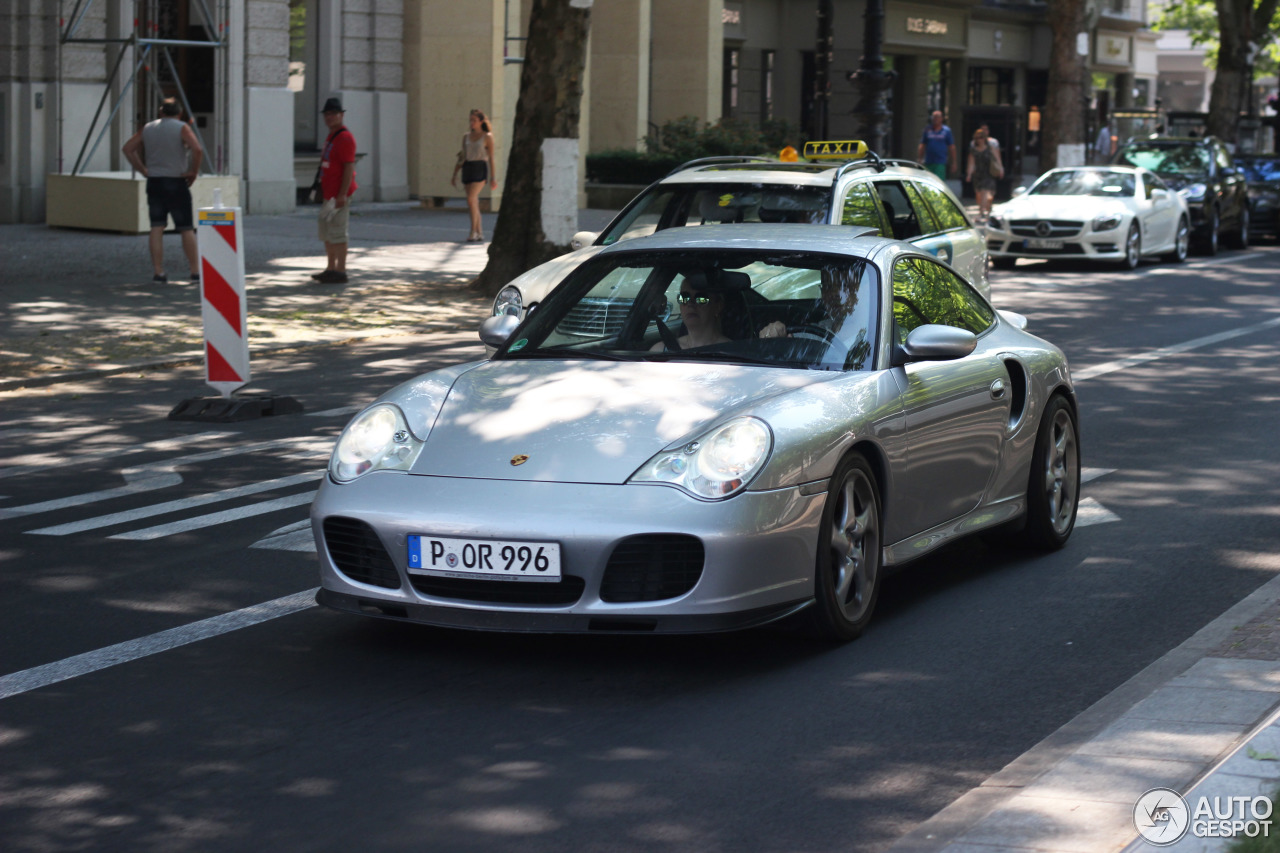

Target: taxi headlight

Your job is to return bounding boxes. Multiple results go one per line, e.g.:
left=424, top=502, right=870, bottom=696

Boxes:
left=331, top=404, right=424, bottom=483
left=493, top=286, right=523, bottom=318
left=630, top=417, right=773, bottom=500
left=1093, top=213, right=1123, bottom=232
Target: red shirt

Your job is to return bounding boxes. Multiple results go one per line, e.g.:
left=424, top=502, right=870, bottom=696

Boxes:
left=320, top=127, right=357, bottom=199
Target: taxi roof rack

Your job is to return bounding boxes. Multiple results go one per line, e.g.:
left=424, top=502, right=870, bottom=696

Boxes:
left=666, top=156, right=778, bottom=177
left=832, top=150, right=889, bottom=182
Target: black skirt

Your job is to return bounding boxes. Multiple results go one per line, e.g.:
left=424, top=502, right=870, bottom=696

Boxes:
left=461, top=160, right=488, bottom=185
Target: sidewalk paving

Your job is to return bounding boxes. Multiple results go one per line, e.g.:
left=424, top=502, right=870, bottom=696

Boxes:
left=3, top=200, right=1280, bottom=851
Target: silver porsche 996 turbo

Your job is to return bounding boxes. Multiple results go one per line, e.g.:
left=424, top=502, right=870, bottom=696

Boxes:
left=312, top=225, right=1080, bottom=641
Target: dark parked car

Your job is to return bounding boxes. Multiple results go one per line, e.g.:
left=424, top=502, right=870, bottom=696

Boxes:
left=1115, top=136, right=1250, bottom=254
left=1236, top=153, right=1280, bottom=241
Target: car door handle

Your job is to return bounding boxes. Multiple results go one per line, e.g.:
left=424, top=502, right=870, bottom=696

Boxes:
left=990, top=379, right=1007, bottom=399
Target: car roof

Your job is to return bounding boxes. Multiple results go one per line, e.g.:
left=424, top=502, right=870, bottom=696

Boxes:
left=595, top=223, right=887, bottom=257
left=1044, top=165, right=1146, bottom=175
left=660, top=159, right=941, bottom=189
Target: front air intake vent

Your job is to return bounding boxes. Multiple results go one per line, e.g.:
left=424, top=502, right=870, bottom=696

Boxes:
left=600, top=534, right=705, bottom=603
left=323, top=517, right=402, bottom=590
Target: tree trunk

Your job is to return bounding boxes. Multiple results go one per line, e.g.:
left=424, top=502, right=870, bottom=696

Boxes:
left=1206, top=0, right=1280, bottom=143
left=470, top=0, right=591, bottom=298
left=1042, top=0, right=1088, bottom=171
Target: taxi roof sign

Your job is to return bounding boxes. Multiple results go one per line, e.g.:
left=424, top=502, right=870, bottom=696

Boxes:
left=803, top=140, right=869, bottom=160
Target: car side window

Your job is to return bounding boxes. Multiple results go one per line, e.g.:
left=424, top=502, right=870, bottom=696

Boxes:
left=891, top=256, right=994, bottom=342
left=1142, top=175, right=1155, bottom=200
left=875, top=181, right=922, bottom=241
left=840, top=181, right=887, bottom=234
left=911, top=180, right=969, bottom=232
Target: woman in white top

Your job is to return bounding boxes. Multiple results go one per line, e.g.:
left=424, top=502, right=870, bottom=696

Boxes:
left=450, top=110, right=499, bottom=243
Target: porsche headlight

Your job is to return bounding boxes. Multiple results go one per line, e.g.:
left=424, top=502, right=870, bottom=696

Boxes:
left=331, top=404, right=424, bottom=483
left=630, top=417, right=773, bottom=500
left=1180, top=183, right=1207, bottom=202
left=1092, top=213, right=1123, bottom=232
left=493, top=286, right=523, bottom=318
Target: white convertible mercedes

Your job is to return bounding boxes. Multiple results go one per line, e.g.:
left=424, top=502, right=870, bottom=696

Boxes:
left=986, top=166, right=1191, bottom=271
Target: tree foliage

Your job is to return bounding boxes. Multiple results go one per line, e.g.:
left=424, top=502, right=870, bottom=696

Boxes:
left=1154, top=0, right=1280, bottom=77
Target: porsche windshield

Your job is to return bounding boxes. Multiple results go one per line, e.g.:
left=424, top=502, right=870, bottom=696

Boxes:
left=498, top=249, right=877, bottom=372
left=1031, top=170, right=1136, bottom=197
left=599, top=184, right=832, bottom=245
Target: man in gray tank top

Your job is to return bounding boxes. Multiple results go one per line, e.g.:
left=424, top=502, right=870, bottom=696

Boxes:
left=122, top=98, right=204, bottom=284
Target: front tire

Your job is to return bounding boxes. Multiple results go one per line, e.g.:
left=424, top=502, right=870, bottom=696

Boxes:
left=805, top=454, right=882, bottom=641
left=1196, top=208, right=1220, bottom=255
left=1021, top=396, right=1080, bottom=550
left=1120, top=223, right=1141, bottom=270
left=1163, top=216, right=1189, bottom=263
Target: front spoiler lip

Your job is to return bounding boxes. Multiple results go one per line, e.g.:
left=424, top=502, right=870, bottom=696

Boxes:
left=316, top=588, right=813, bottom=634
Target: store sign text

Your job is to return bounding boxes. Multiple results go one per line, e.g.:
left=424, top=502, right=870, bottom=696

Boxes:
left=907, top=17, right=948, bottom=36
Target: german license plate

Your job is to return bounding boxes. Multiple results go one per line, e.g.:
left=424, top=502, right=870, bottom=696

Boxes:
left=407, top=535, right=561, bottom=582
left=1024, top=238, right=1064, bottom=250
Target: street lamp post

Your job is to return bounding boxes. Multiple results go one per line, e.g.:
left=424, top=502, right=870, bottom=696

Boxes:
left=849, top=0, right=894, bottom=154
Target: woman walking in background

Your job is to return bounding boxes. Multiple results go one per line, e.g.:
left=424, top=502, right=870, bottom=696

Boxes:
left=451, top=109, right=499, bottom=243
left=966, top=127, right=1003, bottom=222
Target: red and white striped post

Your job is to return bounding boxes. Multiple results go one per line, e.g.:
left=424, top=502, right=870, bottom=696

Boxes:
left=196, top=190, right=249, bottom=398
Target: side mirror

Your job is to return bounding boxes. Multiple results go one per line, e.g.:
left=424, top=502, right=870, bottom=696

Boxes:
left=479, top=314, right=521, bottom=348
left=1012, top=187, right=1028, bottom=198
left=1152, top=188, right=1169, bottom=201
left=895, top=324, right=977, bottom=366
left=570, top=231, right=598, bottom=251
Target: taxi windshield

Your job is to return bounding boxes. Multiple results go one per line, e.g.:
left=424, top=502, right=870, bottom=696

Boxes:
left=599, top=184, right=832, bottom=245
left=498, top=248, right=878, bottom=372
left=1030, top=170, right=1136, bottom=197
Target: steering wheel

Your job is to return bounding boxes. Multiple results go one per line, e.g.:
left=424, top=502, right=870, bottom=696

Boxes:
left=786, top=324, right=838, bottom=344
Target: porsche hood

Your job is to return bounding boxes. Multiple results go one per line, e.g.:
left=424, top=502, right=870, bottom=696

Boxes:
left=404, top=359, right=835, bottom=484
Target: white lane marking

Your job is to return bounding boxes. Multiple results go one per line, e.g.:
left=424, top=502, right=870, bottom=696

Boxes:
left=1075, top=497, right=1121, bottom=528
left=0, top=431, right=232, bottom=480
left=306, top=405, right=361, bottom=418
left=27, top=471, right=324, bottom=536
left=251, top=519, right=318, bottom=552
left=1074, top=316, right=1280, bottom=381
left=0, top=436, right=331, bottom=521
left=0, top=473, right=184, bottom=521
left=0, top=589, right=319, bottom=700
left=109, top=490, right=317, bottom=540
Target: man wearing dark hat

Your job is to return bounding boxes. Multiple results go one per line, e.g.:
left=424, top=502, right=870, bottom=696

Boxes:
left=312, top=97, right=357, bottom=284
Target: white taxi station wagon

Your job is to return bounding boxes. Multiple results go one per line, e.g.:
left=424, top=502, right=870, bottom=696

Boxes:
left=491, top=140, right=991, bottom=325
left=312, top=224, right=1079, bottom=641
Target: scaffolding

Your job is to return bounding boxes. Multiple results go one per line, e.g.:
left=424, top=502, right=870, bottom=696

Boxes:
left=58, top=0, right=228, bottom=176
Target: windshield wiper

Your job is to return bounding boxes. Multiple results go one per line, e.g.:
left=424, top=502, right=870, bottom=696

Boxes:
left=507, top=349, right=632, bottom=361
left=645, top=351, right=781, bottom=367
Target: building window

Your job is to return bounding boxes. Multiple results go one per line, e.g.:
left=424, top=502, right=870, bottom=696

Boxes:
left=761, top=50, right=775, bottom=122
left=967, top=67, right=1015, bottom=106
left=723, top=48, right=740, bottom=118
left=927, top=59, right=948, bottom=116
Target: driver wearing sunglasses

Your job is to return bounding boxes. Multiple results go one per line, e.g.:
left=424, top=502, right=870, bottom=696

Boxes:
left=650, top=274, right=732, bottom=351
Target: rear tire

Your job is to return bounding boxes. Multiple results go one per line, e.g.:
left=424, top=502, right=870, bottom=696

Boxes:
left=1020, top=396, right=1080, bottom=550
left=805, top=454, right=882, bottom=642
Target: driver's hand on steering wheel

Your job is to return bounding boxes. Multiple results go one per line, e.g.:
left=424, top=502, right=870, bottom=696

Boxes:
left=759, top=320, right=788, bottom=339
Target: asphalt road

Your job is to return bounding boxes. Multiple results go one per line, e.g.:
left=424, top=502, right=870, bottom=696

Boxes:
left=1, top=245, right=1278, bottom=852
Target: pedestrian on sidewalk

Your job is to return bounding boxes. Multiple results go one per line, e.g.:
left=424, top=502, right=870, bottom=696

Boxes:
left=966, top=127, right=1003, bottom=221
left=917, top=110, right=956, bottom=180
left=312, top=97, right=357, bottom=285
left=121, top=98, right=203, bottom=285
left=450, top=109, right=498, bottom=243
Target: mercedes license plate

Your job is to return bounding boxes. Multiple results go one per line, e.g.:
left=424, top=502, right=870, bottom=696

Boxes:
left=407, top=535, right=562, bottom=582
left=1024, top=238, right=1064, bottom=250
